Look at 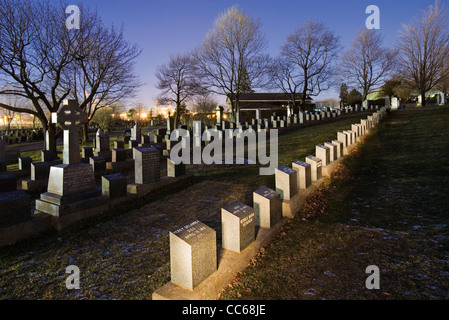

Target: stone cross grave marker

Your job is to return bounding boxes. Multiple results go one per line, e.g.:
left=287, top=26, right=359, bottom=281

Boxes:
left=51, top=100, right=88, bottom=165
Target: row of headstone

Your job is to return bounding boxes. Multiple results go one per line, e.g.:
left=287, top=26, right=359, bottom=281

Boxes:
left=169, top=185, right=283, bottom=290
left=0, top=128, right=44, bottom=144
left=164, top=107, right=389, bottom=291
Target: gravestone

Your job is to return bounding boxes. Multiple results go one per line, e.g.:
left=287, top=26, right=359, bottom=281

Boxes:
left=315, top=144, right=330, bottom=166
left=337, top=132, right=348, bottom=148
left=331, top=140, right=344, bottom=159
left=102, top=173, right=127, bottom=200
left=0, top=190, right=31, bottom=226
left=305, top=155, right=322, bottom=182
left=31, top=162, right=51, bottom=180
left=131, top=123, right=142, bottom=144
left=41, top=150, right=58, bottom=162
left=18, top=156, right=32, bottom=174
left=82, top=147, right=93, bottom=159
left=275, top=165, right=297, bottom=200
left=134, top=147, right=160, bottom=184
left=167, top=157, right=185, bottom=177
left=222, top=201, right=256, bottom=253
left=129, top=140, right=139, bottom=150
left=353, top=124, right=362, bottom=137
left=140, top=135, right=151, bottom=146
left=169, top=220, right=217, bottom=290
left=292, top=160, right=311, bottom=189
left=324, top=142, right=338, bottom=162
left=343, top=130, right=355, bottom=146
left=94, top=130, right=111, bottom=161
left=90, top=156, right=106, bottom=172
left=253, top=187, right=282, bottom=229
left=35, top=100, right=101, bottom=217
left=112, top=148, right=127, bottom=162
left=114, top=140, right=125, bottom=149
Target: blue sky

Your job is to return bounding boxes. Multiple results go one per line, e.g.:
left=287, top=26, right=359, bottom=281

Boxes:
left=75, top=0, right=443, bottom=108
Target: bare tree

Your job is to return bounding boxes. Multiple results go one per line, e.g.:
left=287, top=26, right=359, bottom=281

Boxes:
left=280, top=21, right=340, bottom=107
left=0, top=0, right=141, bottom=149
left=339, top=29, right=397, bottom=101
left=193, top=90, right=219, bottom=114
left=194, top=6, right=270, bottom=123
left=397, top=1, right=449, bottom=106
left=268, top=57, right=303, bottom=112
left=155, top=53, right=199, bottom=128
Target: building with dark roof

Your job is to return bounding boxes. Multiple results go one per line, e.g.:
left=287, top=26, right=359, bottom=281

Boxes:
left=226, top=92, right=314, bottom=121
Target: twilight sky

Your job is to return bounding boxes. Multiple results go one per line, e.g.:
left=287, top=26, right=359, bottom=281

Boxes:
left=75, top=0, right=443, bottom=109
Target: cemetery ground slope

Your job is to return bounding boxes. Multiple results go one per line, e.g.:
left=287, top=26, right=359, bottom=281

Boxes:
left=0, top=112, right=373, bottom=299
left=219, top=106, right=449, bottom=300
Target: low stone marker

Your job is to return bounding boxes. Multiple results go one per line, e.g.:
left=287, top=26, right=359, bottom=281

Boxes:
left=337, top=132, right=347, bottom=149
left=89, top=156, right=106, bottom=172
left=18, top=156, right=32, bottom=174
left=305, top=155, right=322, bottom=182
left=292, top=160, right=311, bottom=189
left=82, top=147, right=93, bottom=159
left=113, top=140, right=125, bottom=149
left=344, top=130, right=356, bottom=145
left=332, top=140, right=344, bottom=158
left=167, top=158, right=185, bottom=177
left=343, top=130, right=353, bottom=146
left=253, top=187, right=282, bottom=229
left=31, top=162, right=51, bottom=180
left=102, top=173, right=127, bottom=200
left=134, top=147, right=160, bottom=184
left=221, top=201, right=256, bottom=253
left=324, top=142, right=338, bottom=162
left=275, top=165, right=297, bottom=200
left=351, top=124, right=361, bottom=138
left=112, top=148, right=127, bottom=162
left=315, top=144, right=330, bottom=166
left=41, top=150, right=58, bottom=162
left=169, top=220, right=217, bottom=290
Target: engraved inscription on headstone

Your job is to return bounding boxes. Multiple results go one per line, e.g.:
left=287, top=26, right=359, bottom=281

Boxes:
left=275, top=165, right=297, bottom=200
left=134, top=147, right=160, bottom=184
left=47, top=164, right=96, bottom=196
left=292, top=160, right=311, bottom=189
left=221, top=201, right=255, bottom=253
left=305, top=155, right=322, bottom=182
left=253, top=187, right=282, bottom=229
left=169, top=220, right=217, bottom=290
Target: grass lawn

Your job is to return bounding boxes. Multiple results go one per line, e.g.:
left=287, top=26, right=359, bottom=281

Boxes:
left=0, top=110, right=400, bottom=299
left=219, top=106, right=449, bottom=300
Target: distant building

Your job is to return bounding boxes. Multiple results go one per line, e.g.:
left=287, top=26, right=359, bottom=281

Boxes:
left=226, top=93, right=313, bottom=121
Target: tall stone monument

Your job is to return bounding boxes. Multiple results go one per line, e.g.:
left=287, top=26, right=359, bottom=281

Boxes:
left=35, top=100, right=102, bottom=217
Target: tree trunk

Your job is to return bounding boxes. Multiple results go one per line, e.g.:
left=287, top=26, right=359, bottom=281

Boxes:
left=234, top=96, right=240, bottom=124
left=46, top=123, right=57, bottom=153
left=82, top=123, right=89, bottom=142
left=301, top=79, right=308, bottom=109
left=174, top=102, right=180, bottom=129
left=421, top=92, right=426, bottom=107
